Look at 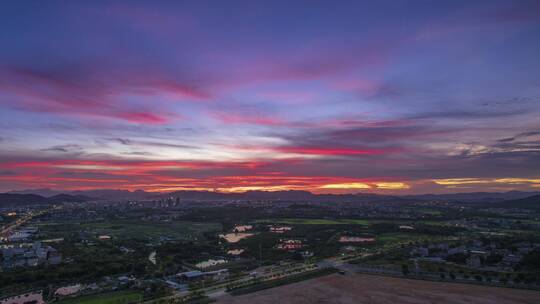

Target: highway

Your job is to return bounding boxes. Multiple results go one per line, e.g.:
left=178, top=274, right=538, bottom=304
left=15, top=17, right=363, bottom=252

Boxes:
left=0, top=207, right=56, bottom=240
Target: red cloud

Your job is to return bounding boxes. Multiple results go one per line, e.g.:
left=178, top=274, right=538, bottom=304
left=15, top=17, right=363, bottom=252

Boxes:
left=0, top=157, right=411, bottom=193
left=115, top=111, right=171, bottom=124
left=0, top=65, right=207, bottom=125
left=148, top=79, right=209, bottom=100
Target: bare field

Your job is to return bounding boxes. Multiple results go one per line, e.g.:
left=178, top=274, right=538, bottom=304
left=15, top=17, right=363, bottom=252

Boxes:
left=217, top=273, right=540, bottom=304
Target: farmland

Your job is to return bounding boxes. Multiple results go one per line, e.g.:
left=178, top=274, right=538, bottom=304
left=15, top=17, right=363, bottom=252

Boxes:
left=217, top=273, right=540, bottom=304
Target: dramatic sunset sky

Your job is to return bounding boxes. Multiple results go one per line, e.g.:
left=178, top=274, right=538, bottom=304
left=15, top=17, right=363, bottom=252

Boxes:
left=1, top=0, right=539, bottom=194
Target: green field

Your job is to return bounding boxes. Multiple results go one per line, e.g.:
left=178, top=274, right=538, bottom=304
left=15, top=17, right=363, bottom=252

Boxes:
left=39, top=220, right=221, bottom=241
left=376, top=232, right=448, bottom=245
left=255, top=218, right=370, bottom=225
left=418, top=220, right=456, bottom=226
left=56, top=291, right=142, bottom=304
left=377, top=232, right=423, bottom=243
left=415, top=208, right=443, bottom=215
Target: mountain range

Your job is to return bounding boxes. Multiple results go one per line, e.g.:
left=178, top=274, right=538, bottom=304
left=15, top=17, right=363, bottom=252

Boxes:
left=0, top=193, right=93, bottom=207
left=2, top=188, right=539, bottom=209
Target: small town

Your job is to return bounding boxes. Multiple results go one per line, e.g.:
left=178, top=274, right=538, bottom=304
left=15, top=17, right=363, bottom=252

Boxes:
left=1, top=191, right=539, bottom=303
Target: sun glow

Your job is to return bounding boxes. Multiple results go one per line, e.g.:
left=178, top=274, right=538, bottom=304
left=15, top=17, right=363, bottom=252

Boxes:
left=320, top=182, right=371, bottom=189
left=375, top=182, right=409, bottom=190
left=434, top=178, right=540, bottom=187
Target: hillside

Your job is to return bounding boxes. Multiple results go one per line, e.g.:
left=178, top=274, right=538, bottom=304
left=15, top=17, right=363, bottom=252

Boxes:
left=0, top=193, right=92, bottom=207
left=488, top=194, right=540, bottom=211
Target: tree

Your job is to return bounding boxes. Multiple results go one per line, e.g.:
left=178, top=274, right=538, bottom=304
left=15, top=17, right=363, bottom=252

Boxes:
left=524, top=274, right=537, bottom=284
left=514, top=273, right=525, bottom=284
left=521, top=250, right=540, bottom=270
left=401, top=264, right=410, bottom=276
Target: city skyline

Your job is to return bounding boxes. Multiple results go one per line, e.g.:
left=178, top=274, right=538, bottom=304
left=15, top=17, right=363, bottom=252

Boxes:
left=1, top=0, right=540, bottom=194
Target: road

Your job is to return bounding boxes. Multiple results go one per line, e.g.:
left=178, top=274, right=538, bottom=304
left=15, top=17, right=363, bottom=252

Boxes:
left=0, top=207, right=54, bottom=239
left=145, top=235, right=460, bottom=303
left=143, top=253, right=370, bottom=303
left=142, top=262, right=320, bottom=303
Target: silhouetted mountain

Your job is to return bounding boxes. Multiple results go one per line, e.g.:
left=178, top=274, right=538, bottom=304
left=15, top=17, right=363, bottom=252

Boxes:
left=164, top=190, right=540, bottom=204
left=164, top=190, right=245, bottom=201
left=0, top=193, right=49, bottom=206
left=487, top=194, right=540, bottom=211
left=403, top=191, right=540, bottom=203
left=164, top=190, right=397, bottom=202
left=5, top=189, right=540, bottom=205
left=47, top=194, right=93, bottom=203
left=69, top=189, right=154, bottom=200
left=163, top=190, right=304, bottom=201
left=8, top=188, right=63, bottom=197
left=0, top=193, right=93, bottom=207
left=10, top=189, right=154, bottom=200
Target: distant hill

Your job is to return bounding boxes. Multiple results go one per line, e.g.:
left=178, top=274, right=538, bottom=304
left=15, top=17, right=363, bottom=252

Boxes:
left=403, top=191, right=540, bottom=203
left=8, top=188, right=63, bottom=197
left=164, top=190, right=540, bottom=203
left=164, top=190, right=398, bottom=203
left=4, top=189, right=540, bottom=205
left=0, top=193, right=48, bottom=206
left=487, top=194, right=540, bottom=211
left=47, top=194, right=93, bottom=203
left=10, top=189, right=392, bottom=202
left=0, top=193, right=93, bottom=207
left=9, top=188, right=154, bottom=201
left=69, top=189, right=154, bottom=200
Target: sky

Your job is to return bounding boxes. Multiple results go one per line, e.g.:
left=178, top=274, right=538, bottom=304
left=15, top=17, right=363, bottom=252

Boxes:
left=1, top=0, right=540, bottom=194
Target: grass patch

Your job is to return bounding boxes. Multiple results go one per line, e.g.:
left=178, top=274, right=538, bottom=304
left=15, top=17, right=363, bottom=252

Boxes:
left=377, top=232, right=439, bottom=244
left=39, top=220, right=221, bottom=241
left=255, top=218, right=369, bottom=225
left=415, top=208, right=443, bottom=215
left=56, top=290, right=143, bottom=304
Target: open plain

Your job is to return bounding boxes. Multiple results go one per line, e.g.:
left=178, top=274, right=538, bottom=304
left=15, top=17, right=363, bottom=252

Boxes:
left=217, top=273, right=540, bottom=304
